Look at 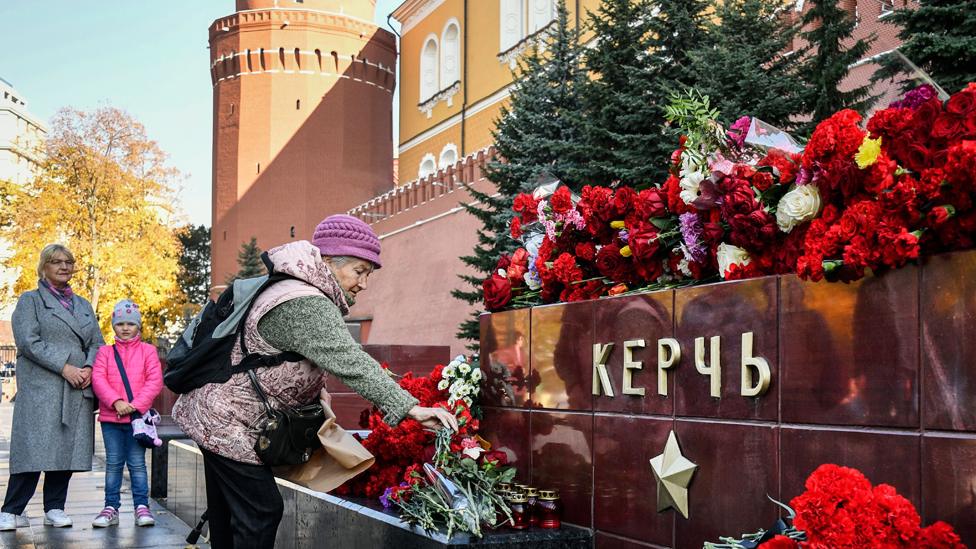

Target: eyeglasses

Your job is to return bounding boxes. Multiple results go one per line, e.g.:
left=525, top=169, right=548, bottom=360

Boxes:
left=47, top=260, right=76, bottom=267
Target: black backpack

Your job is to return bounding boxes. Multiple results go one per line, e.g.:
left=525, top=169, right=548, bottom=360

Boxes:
left=164, top=254, right=303, bottom=394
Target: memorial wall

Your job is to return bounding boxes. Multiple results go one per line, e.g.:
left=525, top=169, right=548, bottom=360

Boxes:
left=479, top=250, right=976, bottom=548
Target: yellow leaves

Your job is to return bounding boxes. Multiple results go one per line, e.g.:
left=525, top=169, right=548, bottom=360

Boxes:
left=0, top=107, right=184, bottom=339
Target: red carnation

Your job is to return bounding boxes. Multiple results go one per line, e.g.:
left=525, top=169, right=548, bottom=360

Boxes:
left=931, top=113, right=966, bottom=141
left=510, top=217, right=523, bottom=239
left=549, top=186, right=573, bottom=214
left=552, top=252, right=583, bottom=285
left=575, top=241, right=597, bottom=262
left=612, top=186, right=637, bottom=218
left=758, top=535, right=798, bottom=549
left=512, top=193, right=540, bottom=223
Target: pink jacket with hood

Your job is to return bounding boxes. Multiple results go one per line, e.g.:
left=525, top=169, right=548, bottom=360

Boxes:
left=91, top=335, right=163, bottom=423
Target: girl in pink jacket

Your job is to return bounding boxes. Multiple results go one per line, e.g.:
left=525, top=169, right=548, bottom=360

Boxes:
left=90, top=299, right=162, bottom=528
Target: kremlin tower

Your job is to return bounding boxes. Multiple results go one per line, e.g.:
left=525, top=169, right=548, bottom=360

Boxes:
left=209, top=0, right=396, bottom=285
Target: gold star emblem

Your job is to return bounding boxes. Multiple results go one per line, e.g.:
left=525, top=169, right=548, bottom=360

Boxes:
left=649, top=429, right=697, bottom=519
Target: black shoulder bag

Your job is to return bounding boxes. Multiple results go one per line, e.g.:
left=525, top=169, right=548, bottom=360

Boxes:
left=247, top=371, right=325, bottom=466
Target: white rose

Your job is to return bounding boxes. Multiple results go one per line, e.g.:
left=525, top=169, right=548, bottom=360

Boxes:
left=776, top=184, right=821, bottom=233
left=679, top=169, right=705, bottom=205
left=459, top=363, right=472, bottom=375
left=437, top=379, right=449, bottom=391
left=716, top=243, right=751, bottom=278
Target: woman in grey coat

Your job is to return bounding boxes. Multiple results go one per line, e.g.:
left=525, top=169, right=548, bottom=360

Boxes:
left=0, top=244, right=104, bottom=530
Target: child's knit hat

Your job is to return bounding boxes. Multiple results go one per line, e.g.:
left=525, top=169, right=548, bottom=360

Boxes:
left=112, top=299, right=142, bottom=327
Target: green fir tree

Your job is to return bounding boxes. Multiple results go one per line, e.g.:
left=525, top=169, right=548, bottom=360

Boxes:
left=578, top=0, right=666, bottom=186
left=452, top=2, right=589, bottom=349
left=231, top=236, right=266, bottom=282
left=643, top=0, right=713, bottom=172
left=798, top=0, right=877, bottom=134
left=873, top=0, right=976, bottom=94
left=689, top=0, right=808, bottom=129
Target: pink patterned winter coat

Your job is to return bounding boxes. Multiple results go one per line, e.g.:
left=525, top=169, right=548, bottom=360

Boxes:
left=173, top=241, right=348, bottom=464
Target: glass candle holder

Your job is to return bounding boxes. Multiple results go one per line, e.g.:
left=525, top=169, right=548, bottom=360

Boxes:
left=508, top=493, right=529, bottom=530
left=497, top=483, right=512, bottom=493
left=524, top=487, right=540, bottom=526
left=537, top=489, right=562, bottom=529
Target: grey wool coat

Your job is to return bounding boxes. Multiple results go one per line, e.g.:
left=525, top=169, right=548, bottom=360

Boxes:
left=9, top=286, right=104, bottom=474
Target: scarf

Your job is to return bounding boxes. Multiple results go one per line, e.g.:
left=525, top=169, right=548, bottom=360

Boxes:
left=40, top=279, right=75, bottom=313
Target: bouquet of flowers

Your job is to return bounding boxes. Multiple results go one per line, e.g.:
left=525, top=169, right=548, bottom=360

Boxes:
left=708, top=464, right=965, bottom=549
left=439, top=355, right=483, bottom=415
left=483, top=81, right=976, bottom=312
left=336, top=359, right=519, bottom=538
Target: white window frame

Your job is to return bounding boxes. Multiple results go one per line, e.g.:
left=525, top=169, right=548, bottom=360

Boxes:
left=419, top=153, right=437, bottom=180
left=879, top=0, right=895, bottom=18
left=438, top=143, right=458, bottom=169
left=499, top=0, right=525, bottom=54
left=420, top=35, right=439, bottom=103
left=440, top=19, right=461, bottom=91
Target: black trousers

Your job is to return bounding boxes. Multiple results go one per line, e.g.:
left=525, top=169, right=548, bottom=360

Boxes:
left=1, top=470, right=73, bottom=515
left=201, top=448, right=283, bottom=549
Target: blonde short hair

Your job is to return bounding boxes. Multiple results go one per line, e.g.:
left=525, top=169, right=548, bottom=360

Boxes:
left=37, top=244, right=75, bottom=278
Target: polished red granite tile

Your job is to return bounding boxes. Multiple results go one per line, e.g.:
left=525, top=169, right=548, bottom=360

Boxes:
left=672, top=420, right=779, bottom=548
left=780, top=268, right=919, bottom=428
left=531, top=301, right=594, bottom=411
left=673, top=277, right=778, bottom=420
left=780, top=427, right=920, bottom=508
left=480, top=309, right=531, bottom=408
left=479, top=406, right=531, bottom=472
left=593, top=415, right=674, bottom=545
left=595, top=532, right=670, bottom=549
left=921, top=251, right=976, bottom=431
left=328, top=393, right=371, bottom=429
left=326, top=345, right=444, bottom=393
left=530, top=411, right=594, bottom=527
left=921, top=434, right=976, bottom=547
left=592, top=293, right=675, bottom=416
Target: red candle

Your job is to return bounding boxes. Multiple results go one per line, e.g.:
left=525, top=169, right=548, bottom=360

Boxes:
left=508, top=493, right=529, bottom=530
left=537, top=489, right=561, bottom=529
left=525, top=487, right=540, bottom=526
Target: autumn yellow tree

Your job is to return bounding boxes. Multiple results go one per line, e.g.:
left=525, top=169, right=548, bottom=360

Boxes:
left=1, top=106, right=183, bottom=337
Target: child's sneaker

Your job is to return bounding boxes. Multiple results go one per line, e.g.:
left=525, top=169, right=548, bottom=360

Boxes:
left=91, top=507, right=118, bottom=528
left=135, top=505, right=155, bottom=527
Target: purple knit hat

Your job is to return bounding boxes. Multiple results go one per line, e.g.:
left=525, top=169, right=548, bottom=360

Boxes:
left=312, top=214, right=382, bottom=268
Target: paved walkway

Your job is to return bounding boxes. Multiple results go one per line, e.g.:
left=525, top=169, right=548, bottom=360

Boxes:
left=0, top=402, right=208, bottom=548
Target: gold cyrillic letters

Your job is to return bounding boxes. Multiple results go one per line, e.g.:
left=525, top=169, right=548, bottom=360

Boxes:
left=694, top=336, right=722, bottom=398
left=622, top=339, right=646, bottom=396
left=592, top=342, right=615, bottom=397
left=657, top=338, right=680, bottom=396
left=740, top=331, right=771, bottom=397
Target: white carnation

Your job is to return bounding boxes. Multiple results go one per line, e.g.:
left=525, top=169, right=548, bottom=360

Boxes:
left=437, top=379, right=449, bottom=391
left=444, top=365, right=457, bottom=378
left=471, top=369, right=482, bottom=382
left=776, top=184, right=821, bottom=233
left=459, top=363, right=471, bottom=375
left=716, top=243, right=751, bottom=278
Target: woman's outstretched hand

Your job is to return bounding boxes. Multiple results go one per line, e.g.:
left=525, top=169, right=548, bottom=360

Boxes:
left=407, top=405, right=458, bottom=432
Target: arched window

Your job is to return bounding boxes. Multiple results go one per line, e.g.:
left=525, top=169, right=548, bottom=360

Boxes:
left=439, top=144, right=458, bottom=169
left=500, top=0, right=524, bottom=52
left=440, top=21, right=460, bottom=89
left=418, top=154, right=437, bottom=179
left=528, top=0, right=556, bottom=35
left=420, top=36, right=439, bottom=102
